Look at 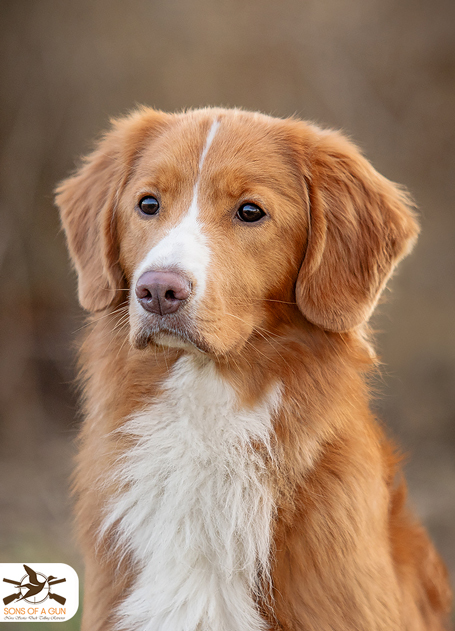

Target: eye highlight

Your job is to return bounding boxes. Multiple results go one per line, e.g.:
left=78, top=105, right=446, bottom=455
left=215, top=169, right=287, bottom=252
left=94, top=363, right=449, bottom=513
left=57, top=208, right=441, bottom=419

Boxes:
left=138, top=196, right=160, bottom=216
left=236, top=203, right=266, bottom=223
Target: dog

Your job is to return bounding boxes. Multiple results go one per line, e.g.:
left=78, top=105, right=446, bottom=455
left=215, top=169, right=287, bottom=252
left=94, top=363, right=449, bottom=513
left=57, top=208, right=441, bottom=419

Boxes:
left=56, top=107, right=452, bottom=631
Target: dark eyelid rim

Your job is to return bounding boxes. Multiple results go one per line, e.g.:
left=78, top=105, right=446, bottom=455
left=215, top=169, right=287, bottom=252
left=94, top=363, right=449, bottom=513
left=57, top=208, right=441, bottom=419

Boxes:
left=136, top=190, right=161, bottom=205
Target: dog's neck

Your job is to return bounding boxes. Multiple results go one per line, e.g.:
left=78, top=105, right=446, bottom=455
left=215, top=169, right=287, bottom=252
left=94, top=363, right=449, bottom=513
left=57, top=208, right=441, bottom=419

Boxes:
left=101, top=354, right=280, bottom=631
left=81, top=313, right=375, bottom=630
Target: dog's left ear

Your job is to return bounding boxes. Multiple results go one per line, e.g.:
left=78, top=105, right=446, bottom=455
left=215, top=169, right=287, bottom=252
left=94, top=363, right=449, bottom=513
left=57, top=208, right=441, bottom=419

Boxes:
left=294, top=125, right=419, bottom=332
left=55, top=108, right=168, bottom=312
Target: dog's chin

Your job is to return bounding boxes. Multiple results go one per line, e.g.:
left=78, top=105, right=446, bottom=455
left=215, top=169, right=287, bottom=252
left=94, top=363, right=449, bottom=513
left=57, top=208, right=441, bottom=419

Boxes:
left=130, top=325, right=210, bottom=355
left=152, top=332, right=199, bottom=352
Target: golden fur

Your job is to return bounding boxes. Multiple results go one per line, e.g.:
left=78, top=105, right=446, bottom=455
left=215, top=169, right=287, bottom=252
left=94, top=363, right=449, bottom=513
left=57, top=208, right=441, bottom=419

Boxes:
left=56, top=107, right=452, bottom=630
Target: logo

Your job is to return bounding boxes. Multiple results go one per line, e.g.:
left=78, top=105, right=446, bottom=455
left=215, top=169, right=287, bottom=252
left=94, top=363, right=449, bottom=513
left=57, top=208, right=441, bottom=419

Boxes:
left=1, top=563, right=78, bottom=622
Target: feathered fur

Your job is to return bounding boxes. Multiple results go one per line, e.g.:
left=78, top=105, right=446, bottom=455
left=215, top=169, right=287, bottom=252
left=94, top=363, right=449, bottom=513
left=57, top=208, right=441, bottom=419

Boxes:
left=56, top=106, right=452, bottom=631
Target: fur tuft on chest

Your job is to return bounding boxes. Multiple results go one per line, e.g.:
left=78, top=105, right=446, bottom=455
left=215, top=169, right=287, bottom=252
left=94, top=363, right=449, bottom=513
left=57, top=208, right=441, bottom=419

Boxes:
left=101, top=356, right=281, bottom=631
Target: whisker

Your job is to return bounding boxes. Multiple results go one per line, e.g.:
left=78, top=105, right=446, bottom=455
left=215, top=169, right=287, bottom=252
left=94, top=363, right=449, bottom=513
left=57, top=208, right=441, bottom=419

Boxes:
left=112, top=313, right=131, bottom=333
left=262, top=299, right=297, bottom=305
left=115, top=331, right=131, bottom=361
left=230, top=298, right=297, bottom=307
left=72, top=305, right=129, bottom=333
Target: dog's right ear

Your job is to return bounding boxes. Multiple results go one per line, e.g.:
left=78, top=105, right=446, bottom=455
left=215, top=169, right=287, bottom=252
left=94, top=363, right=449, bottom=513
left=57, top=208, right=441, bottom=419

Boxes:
left=55, top=108, right=168, bottom=312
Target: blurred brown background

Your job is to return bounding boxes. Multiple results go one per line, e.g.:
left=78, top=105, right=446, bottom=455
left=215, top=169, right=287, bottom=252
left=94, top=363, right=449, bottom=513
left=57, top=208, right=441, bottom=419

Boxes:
left=0, top=0, right=454, bottom=628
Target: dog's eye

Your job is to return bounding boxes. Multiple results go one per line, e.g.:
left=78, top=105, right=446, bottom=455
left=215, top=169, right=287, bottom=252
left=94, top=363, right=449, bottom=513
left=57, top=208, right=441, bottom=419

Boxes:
left=138, top=196, right=160, bottom=216
left=236, top=203, right=266, bottom=223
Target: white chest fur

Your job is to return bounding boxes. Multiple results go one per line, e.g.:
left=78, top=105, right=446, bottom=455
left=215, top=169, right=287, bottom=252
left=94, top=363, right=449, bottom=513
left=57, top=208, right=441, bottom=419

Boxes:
left=102, top=355, right=280, bottom=631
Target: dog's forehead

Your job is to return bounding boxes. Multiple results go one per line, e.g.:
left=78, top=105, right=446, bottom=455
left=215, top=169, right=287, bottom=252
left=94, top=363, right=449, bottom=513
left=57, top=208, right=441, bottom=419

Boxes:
left=132, top=110, right=294, bottom=195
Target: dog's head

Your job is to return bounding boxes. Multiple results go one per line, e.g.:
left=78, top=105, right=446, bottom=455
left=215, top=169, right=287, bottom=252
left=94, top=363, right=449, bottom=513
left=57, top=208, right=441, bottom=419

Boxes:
left=56, top=107, right=418, bottom=356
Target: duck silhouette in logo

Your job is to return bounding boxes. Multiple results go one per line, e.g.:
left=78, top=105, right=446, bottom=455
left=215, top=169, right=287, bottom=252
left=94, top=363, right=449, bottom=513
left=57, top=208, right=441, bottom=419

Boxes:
left=3, top=565, right=66, bottom=605
left=17, top=565, right=56, bottom=602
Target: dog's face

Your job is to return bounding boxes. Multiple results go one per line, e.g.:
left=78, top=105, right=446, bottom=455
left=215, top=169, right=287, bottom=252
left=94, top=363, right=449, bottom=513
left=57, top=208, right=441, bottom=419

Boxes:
left=116, top=113, right=308, bottom=354
left=56, top=107, right=419, bottom=357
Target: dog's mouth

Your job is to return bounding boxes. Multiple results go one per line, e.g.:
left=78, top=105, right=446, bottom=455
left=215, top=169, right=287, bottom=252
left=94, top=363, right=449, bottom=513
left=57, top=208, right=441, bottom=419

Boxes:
left=131, top=317, right=211, bottom=355
left=129, top=298, right=254, bottom=358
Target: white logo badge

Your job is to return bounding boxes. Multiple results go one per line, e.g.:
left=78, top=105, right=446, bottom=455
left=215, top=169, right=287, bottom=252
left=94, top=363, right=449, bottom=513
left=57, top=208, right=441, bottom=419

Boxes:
left=1, top=563, right=79, bottom=622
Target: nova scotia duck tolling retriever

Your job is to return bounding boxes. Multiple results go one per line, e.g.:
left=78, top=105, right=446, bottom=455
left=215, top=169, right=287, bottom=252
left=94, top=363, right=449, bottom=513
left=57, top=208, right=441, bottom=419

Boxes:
left=56, top=106, right=452, bottom=631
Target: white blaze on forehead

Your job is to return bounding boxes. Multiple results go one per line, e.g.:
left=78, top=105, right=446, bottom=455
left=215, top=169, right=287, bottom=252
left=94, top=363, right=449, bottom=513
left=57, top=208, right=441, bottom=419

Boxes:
left=134, top=118, right=220, bottom=302
left=198, top=118, right=220, bottom=169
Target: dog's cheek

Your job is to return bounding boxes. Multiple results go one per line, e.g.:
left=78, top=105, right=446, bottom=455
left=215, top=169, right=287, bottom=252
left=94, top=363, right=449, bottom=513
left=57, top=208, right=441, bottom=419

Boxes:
left=117, top=209, right=156, bottom=286
left=202, top=255, right=263, bottom=354
left=126, top=301, right=146, bottom=349
left=193, top=274, right=257, bottom=356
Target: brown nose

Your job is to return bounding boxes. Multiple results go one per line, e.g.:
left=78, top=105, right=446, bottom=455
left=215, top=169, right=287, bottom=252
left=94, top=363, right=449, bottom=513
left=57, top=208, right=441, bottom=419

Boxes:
left=135, top=271, right=191, bottom=315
